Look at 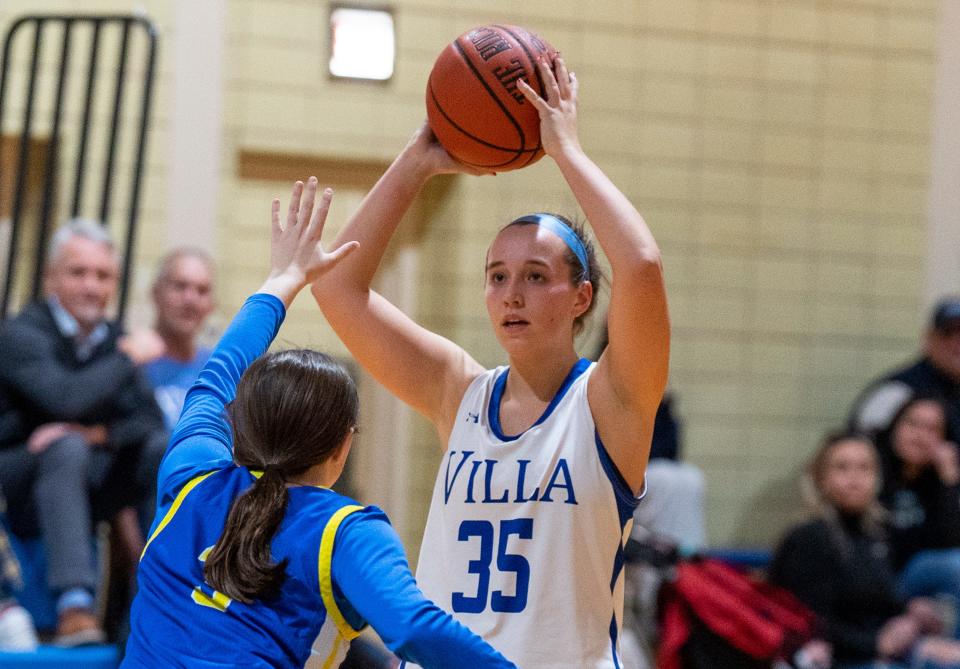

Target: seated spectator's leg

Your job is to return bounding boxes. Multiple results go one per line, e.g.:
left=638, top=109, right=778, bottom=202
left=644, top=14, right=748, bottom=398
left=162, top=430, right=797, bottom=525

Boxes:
left=900, top=548, right=960, bottom=638
left=633, top=459, right=706, bottom=553
left=29, top=434, right=107, bottom=644
left=33, top=434, right=99, bottom=607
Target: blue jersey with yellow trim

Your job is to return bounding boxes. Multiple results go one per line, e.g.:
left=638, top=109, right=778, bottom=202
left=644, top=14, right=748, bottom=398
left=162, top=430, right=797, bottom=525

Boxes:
left=122, top=294, right=517, bottom=669
left=126, top=465, right=371, bottom=668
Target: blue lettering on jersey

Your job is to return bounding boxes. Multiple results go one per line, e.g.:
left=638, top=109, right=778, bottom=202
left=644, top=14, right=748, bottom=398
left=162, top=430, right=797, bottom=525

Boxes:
left=513, top=460, right=539, bottom=503
left=540, top=458, right=578, bottom=505
left=442, top=451, right=577, bottom=505
left=483, top=460, right=509, bottom=503
left=444, top=451, right=475, bottom=503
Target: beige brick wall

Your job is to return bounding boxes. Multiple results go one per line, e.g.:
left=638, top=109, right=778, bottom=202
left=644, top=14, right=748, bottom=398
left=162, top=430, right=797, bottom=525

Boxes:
left=1, top=0, right=941, bottom=551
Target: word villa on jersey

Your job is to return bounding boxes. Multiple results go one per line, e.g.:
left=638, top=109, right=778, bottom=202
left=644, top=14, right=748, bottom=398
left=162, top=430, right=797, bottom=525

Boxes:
left=442, top=450, right=578, bottom=505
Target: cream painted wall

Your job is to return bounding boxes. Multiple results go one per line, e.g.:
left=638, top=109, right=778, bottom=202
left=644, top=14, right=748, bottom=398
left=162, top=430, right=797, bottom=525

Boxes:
left=1, top=0, right=946, bottom=552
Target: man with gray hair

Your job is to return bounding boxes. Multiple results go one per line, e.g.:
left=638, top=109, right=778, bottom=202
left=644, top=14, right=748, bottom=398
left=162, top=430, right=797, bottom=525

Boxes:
left=144, top=247, right=216, bottom=431
left=0, top=219, right=167, bottom=645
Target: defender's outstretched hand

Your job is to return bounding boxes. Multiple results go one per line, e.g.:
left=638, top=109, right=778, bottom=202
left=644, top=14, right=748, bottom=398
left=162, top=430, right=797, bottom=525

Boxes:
left=260, top=177, right=359, bottom=307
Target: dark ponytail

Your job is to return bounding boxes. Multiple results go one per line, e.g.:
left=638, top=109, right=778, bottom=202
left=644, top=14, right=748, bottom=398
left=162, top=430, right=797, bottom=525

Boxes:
left=203, top=349, right=358, bottom=603
left=204, top=467, right=290, bottom=602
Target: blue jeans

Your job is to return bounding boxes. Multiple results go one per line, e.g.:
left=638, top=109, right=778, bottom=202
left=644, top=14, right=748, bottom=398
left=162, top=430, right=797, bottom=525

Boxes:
left=901, top=548, right=960, bottom=638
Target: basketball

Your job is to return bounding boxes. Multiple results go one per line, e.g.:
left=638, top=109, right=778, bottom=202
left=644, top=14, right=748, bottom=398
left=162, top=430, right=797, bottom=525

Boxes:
left=426, top=25, right=559, bottom=171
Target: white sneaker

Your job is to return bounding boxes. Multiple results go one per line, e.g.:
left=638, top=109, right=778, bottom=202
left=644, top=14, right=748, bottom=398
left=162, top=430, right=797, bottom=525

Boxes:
left=0, top=603, right=38, bottom=651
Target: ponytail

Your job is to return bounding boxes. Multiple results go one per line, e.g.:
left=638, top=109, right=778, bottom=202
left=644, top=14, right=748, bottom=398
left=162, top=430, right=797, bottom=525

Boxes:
left=205, top=348, right=359, bottom=603
left=204, top=467, right=290, bottom=603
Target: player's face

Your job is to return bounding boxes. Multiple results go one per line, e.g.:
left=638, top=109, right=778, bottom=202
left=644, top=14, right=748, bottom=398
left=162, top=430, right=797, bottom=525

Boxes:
left=892, top=400, right=945, bottom=469
left=821, top=439, right=877, bottom=514
left=484, top=225, right=590, bottom=355
left=45, top=236, right=118, bottom=333
left=154, top=256, right=215, bottom=341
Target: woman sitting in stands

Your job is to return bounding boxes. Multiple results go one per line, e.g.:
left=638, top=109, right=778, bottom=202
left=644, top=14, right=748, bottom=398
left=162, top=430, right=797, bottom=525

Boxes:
left=770, top=431, right=960, bottom=669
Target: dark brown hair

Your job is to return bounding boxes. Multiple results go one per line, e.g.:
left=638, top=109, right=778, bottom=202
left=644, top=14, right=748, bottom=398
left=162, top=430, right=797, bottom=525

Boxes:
left=203, top=349, right=358, bottom=603
left=503, top=213, right=604, bottom=335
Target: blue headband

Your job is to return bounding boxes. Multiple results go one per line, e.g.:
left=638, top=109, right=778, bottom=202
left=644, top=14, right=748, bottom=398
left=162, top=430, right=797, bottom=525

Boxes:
left=515, top=213, right=589, bottom=277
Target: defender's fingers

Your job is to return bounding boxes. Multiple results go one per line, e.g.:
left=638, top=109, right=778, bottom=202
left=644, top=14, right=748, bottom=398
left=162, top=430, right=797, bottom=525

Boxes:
left=296, top=177, right=318, bottom=227
left=285, top=181, right=304, bottom=230
left=271, top=198, right=282, bottom=239
left=307, top=188, right=334, bottom=240
left=325, top=240, right=360, bottom=265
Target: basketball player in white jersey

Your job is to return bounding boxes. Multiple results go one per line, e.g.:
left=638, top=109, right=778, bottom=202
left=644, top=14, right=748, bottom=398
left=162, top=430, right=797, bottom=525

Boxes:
left=312, top=56, right=669, bottom=668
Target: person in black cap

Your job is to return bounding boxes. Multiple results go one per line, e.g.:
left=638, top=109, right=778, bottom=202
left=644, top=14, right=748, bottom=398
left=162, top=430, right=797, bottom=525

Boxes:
left=849, top=296, right=960, bottom=440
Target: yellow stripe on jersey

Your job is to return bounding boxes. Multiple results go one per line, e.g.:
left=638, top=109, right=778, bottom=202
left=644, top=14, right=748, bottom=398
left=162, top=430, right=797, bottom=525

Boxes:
left=191, top=586, right=232, bottom=612
left=141, top=471, right=218, bottom=561
left=318, top=504, right=364, bottom=642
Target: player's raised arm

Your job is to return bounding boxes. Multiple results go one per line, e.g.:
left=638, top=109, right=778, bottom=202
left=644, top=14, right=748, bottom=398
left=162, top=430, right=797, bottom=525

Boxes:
left=158, top=181, right=357, bottom=496
left=519, top=58, right=669, bottom=492
left=311, top=127, right=487, bottom=442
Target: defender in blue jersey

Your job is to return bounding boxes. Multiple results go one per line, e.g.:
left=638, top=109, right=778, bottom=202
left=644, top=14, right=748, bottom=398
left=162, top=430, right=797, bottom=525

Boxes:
left=122, top=182, right=516, bottom=669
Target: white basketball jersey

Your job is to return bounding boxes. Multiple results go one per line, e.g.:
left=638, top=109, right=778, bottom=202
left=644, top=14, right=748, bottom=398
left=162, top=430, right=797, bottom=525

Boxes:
left=404, top=360, right=641, bottom=669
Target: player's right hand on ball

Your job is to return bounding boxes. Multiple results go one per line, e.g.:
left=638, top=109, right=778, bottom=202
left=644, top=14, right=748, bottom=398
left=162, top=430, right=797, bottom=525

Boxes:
left=406, top=121, right=496, bottom=177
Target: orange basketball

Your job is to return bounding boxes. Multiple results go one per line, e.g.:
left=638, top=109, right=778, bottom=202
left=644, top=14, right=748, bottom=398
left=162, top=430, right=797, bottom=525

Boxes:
left=426, top=25, right=558, bottom=172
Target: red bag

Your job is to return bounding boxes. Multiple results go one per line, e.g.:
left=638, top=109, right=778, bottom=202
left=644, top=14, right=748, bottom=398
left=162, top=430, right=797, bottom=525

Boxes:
left=658, top=558, right=817, bottom=669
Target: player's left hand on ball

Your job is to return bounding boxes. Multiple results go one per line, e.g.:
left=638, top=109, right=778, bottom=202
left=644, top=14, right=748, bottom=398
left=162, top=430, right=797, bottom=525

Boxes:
left=517, top=56, right=580, bottom=157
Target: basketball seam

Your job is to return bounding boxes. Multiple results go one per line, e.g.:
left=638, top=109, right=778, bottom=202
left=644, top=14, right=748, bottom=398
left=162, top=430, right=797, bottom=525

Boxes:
left=452, top=37, right=528, bottom=154
left=495, top=24, right=546, bottom=156
left=495, top=25, right=548, bottom=101
left=428, top=82, right=532, bottom=169
left=428, top=82, right=538, bottom=156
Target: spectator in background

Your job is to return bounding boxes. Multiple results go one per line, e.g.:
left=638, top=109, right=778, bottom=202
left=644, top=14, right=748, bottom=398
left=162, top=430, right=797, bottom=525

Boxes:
left=875, top=396, right=960, bottom=630
left=770, top=432, right=960, bottom=669
left=0, top=220, right=167, bottom=645
left=143, top=248, right=216, bottom=431
left=849, top=296, right=960, bottom=439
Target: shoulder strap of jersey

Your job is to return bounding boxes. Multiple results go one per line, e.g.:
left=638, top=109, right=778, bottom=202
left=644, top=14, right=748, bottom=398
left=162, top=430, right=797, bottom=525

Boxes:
left=318, top=504, right=365, bottom=641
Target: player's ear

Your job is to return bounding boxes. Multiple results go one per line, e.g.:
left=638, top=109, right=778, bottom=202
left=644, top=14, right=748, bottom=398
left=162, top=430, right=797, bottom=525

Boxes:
left=333, top=428, right=355, bottom=465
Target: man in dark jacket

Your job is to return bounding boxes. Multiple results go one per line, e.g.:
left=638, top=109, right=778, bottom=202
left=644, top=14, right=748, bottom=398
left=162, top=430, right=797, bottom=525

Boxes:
left=0, top=220, right=166, bottom=645
left=849, top=297, right=960, bottom=438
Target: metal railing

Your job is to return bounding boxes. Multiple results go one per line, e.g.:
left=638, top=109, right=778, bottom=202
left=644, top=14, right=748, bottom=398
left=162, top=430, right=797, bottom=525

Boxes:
left=0, top=14, right=158, bottom=321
